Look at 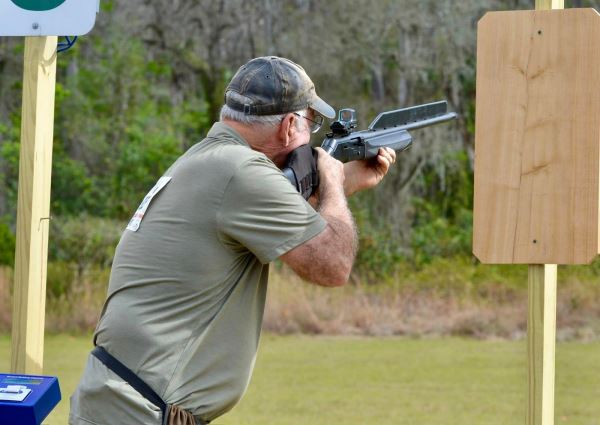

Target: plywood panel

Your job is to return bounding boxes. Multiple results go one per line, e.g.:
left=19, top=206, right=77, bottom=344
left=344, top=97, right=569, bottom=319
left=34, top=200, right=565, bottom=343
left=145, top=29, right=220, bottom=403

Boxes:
left=473, top=9, right=600, bottom=264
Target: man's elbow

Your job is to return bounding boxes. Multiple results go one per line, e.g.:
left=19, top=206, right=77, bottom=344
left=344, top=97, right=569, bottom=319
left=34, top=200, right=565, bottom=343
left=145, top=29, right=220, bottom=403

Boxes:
left=327, top=274, right=349, bottom=287
left=313, top=264, right=352, bottom=287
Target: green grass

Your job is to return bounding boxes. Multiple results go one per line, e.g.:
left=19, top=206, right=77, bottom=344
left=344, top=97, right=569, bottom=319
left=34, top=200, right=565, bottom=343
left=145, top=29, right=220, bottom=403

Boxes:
left=1, top=334, right=600, bottom=424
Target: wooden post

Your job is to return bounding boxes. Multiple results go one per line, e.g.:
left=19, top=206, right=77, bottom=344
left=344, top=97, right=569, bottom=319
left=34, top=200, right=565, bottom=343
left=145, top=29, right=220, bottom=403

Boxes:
left=528, top=1, right=561, bottom=423
left=535, top=0, right=564, bottom=9
left=474, top=1, right=600, bottom=424
left=528, top=264, right=557, bottom=425
left=10, top=36, right=58, bottom=375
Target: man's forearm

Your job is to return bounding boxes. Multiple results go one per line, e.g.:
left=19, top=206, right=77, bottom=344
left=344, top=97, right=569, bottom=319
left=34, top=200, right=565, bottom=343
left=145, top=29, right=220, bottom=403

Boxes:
left=280, top=180, right=358, bottom=287
left=318, top=181, right=358, bottom=274
left=343, top=162, right=360, bottom=197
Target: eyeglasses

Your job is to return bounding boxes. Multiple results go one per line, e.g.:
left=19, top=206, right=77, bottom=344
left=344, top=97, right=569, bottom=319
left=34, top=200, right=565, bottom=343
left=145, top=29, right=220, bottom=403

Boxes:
left=293, top=112, right=324, bottom=134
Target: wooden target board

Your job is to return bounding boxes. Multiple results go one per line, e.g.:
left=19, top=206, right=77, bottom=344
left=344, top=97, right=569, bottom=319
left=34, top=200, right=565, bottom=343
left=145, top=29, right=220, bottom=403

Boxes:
left=473, top=8, right=600, bottom=265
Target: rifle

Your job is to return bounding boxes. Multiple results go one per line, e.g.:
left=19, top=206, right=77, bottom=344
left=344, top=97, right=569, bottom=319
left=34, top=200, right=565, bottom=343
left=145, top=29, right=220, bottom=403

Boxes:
left=282, top=100, right=458, bottom=200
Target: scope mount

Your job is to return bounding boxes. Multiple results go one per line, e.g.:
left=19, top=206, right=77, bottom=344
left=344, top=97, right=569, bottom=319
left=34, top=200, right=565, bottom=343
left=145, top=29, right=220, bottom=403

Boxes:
left=328, top=108, right=357, bottom=137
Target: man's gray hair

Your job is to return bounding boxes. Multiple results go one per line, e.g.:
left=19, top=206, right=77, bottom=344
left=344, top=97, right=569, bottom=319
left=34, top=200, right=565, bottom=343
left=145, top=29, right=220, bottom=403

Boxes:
left=220, top=104, right=308, bottom=129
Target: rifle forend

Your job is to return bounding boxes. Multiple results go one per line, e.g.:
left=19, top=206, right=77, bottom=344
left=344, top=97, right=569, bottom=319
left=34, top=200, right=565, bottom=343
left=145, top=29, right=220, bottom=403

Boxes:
left=321, top=100, right=457, bottom=163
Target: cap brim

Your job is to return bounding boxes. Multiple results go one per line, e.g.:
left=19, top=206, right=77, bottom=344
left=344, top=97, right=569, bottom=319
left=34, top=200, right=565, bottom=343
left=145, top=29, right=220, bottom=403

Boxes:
left=310, top=96, right=336, bottom=119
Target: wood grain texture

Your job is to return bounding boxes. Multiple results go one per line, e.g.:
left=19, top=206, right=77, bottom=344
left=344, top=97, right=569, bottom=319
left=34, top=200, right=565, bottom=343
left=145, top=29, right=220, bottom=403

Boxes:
left=10, top=36, right=57, bottom=375
left=528, top=264, right=557, bottom=425
left=473, top=8, right=600, bottom=264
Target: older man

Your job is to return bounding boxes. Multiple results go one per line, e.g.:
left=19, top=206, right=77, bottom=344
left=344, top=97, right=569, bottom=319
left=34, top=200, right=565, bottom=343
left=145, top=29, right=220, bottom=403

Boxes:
left=70, top=56, right=395, bottom=425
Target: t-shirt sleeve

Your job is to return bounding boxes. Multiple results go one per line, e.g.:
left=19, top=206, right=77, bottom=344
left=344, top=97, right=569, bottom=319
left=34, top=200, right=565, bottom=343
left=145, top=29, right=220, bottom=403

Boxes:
left=217, top=156, right=327, bottom=264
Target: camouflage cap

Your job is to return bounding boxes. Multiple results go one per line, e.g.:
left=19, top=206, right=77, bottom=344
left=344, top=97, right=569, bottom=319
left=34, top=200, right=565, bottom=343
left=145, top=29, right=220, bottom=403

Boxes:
left=224, top=56, right=335, bottom=119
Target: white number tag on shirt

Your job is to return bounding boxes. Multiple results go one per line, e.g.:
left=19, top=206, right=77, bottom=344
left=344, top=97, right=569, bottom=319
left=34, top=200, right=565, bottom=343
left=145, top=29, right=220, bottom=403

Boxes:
left=126, top=176, right=172, bottom=232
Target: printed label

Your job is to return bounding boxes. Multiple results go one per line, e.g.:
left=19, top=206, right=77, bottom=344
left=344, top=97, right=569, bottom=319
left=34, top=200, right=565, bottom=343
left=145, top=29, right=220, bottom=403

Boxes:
left=126, top=176, right=172, bottom=232
left=0, top=385, right=31, bottom=402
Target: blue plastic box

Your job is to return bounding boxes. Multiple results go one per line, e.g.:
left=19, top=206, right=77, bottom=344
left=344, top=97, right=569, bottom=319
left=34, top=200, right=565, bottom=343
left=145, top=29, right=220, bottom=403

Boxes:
left=0, top=374, right=61, bottom=425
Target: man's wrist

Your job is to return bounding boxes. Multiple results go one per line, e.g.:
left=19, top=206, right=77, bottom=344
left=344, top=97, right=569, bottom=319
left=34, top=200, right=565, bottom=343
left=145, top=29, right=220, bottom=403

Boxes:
left=342, top=162, right=363, bottom=197
left=320, top=178, right=345, bottom=201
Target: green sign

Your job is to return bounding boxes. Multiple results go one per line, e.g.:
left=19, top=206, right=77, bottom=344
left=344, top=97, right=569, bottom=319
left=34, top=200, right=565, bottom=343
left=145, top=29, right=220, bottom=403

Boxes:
left=10, top=0, right=67, bottom=11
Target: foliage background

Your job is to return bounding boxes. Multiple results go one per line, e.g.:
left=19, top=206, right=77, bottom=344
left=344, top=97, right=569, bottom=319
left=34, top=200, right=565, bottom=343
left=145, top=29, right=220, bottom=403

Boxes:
left=1, top=0, right=600, bottom=334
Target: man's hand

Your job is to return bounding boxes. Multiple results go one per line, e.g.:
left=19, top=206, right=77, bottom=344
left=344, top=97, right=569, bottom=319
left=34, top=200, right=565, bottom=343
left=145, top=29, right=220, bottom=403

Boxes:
left=282, top=147, right=356, bottom=287
left=343, top=147, right=396, bottom=197
left=307, top=147, right=345, bottom=208
left=315, top=147, right=345, bottom=192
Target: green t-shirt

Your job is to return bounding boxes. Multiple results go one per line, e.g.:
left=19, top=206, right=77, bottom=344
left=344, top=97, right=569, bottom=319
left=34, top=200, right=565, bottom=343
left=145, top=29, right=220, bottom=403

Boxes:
left=70, top=122, right=326, bottom=424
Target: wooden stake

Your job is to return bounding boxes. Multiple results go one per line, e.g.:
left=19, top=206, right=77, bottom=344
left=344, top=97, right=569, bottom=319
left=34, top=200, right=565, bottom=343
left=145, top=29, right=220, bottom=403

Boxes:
left=527, top=2, right=561, bottom=423
left=528, top=264, right=557, bottom=425
left=535, top=0, right=564, bottom=9
left=10, top=36, right=57, bottom=375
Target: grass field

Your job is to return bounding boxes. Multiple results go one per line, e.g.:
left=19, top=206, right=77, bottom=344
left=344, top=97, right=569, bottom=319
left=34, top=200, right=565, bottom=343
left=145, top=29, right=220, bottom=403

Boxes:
left=1, top=334, right=600, bottom=424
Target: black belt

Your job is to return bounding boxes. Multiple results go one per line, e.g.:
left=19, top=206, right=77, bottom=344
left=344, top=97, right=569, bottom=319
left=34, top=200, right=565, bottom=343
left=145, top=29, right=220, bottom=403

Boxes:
left=91, top=346, right=206, bottom=425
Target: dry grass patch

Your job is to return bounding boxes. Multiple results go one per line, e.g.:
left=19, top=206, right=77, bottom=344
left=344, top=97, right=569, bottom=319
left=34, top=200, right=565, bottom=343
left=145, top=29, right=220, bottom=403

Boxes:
left=264, top=265, right=600, bottom=340
left=2, top=262, right=600, bottom=339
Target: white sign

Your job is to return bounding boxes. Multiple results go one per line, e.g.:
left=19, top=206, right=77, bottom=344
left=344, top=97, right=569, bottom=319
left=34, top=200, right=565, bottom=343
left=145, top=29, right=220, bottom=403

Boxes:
left=0, top=385, right=31, bottom=402
left=0, top=0, right=99, bottom=36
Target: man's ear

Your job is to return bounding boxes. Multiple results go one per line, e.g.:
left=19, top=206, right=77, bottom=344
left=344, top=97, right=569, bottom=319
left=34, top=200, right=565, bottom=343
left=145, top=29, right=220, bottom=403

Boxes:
left=278, top=113, right=295, bottom=147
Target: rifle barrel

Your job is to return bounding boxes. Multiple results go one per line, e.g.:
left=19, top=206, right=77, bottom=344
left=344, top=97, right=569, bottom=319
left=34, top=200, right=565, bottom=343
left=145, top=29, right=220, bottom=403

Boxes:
left=368, top=112, right=457, bottom=132
left=396, top=112, right=458, bottom=132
